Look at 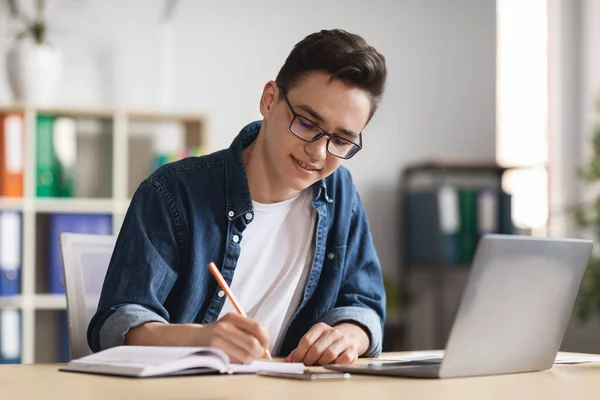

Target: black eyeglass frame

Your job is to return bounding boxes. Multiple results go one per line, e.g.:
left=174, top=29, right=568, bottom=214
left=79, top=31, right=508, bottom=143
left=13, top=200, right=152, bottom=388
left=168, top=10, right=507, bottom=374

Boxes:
left=277, top=85, right=363, bottom=160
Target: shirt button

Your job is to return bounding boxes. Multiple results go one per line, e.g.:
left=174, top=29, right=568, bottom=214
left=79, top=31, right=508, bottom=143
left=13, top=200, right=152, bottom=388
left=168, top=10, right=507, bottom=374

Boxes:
left=218, top=290, right=225, bottom=298
left=328, top=253, right=335, bottom=260
left=232, top=235, right=240, bottom=243
left=245, top=213, right=253, bottom=221
left=228, top=211, right=235, bottom=218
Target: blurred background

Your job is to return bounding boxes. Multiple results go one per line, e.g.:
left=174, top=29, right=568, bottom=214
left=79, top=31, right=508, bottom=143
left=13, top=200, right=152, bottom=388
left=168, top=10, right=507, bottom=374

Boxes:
left=1, top=0, right=600, bottom=364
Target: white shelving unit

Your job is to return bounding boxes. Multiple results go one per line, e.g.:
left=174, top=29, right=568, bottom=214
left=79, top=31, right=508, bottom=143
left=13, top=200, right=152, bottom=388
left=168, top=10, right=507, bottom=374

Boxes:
left=0, top=104, right=207, bottom=363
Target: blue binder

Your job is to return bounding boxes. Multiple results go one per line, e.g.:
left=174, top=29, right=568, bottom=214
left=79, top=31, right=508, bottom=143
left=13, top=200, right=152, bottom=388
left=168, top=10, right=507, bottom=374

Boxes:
left=0, top=211, right=22, bottom=296
left=58, top=311, right=70, bottom=362
left=499, top=190, right=515, bottom=234
left=47, top=213, right=112, bottom=294
left=0, top=309, right=21, bottom=364
left=405, top=188, right=460, bottom=266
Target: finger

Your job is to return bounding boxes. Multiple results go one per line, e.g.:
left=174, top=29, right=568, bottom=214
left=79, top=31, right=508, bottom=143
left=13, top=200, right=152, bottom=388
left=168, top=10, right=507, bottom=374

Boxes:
left=303, top=328, right=343, bottom=366
left=224, top=313, right=271, bottom=349
left=291, top=323, right=328, bottom=363
left=333, top=348, right=358, bottom=365
left=214, top=319, right=264, bottom=359
left=316, top=337, right=348, bottom=365
left=211, top=335, right=254, bottom=364
left=284, top=351, right=295, bottom=363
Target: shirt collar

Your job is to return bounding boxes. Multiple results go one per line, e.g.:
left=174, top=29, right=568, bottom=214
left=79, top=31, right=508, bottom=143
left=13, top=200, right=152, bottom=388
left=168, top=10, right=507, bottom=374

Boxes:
left=314, top=179, right=333, bottom=204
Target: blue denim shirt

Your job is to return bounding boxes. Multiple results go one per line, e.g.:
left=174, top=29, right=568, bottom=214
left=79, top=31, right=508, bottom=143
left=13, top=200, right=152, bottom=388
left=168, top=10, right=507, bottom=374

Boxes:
left=88, top=121, right=386, bottom=358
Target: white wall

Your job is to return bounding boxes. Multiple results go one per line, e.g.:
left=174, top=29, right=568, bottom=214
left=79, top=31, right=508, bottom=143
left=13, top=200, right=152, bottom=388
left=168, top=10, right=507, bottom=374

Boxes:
left=0, top=0, right=497, bottom=349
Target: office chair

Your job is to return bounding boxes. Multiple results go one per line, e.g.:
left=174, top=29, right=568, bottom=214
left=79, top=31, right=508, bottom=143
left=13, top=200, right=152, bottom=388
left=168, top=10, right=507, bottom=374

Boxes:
left=59, top=233, right=116, bottom=361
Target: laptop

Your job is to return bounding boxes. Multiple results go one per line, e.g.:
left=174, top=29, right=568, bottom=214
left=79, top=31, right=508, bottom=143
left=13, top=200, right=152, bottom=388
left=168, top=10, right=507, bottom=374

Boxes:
left=326, top=234, right=593, bottom=379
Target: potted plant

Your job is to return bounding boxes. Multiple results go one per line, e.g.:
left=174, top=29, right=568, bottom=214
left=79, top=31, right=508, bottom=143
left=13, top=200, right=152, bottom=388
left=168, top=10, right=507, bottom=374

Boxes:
left=5, top=0, right=63, bottom=104
left=573, top=91, right=600, bottom=322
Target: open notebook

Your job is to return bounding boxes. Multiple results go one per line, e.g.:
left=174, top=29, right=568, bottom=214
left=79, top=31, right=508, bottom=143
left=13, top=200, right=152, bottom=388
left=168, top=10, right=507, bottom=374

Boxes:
left=59, top=346, right=306, bottom=378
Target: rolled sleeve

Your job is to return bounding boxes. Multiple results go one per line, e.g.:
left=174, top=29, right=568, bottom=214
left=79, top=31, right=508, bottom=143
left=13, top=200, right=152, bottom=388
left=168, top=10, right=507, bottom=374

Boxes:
left=324, top=187, right=386, bottom=358
left=87, top=181, right=185, bottom=353
left=98, top=304, right=168, bottom=350
left=321, top=306, right=383, bottom=358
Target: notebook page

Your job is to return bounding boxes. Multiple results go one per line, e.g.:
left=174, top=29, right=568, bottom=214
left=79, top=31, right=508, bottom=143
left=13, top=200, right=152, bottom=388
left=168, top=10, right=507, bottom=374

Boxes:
left=72, top=346, right=226, bottom=367
left=229, top=361, right=306, bottom=374
left=143, top=354, right=228, bottom=376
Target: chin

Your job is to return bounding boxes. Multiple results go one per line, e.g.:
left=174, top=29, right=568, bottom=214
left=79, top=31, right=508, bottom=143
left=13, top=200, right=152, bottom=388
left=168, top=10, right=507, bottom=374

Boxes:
left=286, top=178, right=316, bottom=192
left=285, top=169, right=323, bottom=191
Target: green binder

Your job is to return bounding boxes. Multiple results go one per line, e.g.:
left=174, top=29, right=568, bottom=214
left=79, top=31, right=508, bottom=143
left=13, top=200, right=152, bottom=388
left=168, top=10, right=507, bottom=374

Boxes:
left=458, top=187, right=478, bottom=264
left=53, top=117, right=77, bottom=197
left=36, top=115, right=58, bottom=197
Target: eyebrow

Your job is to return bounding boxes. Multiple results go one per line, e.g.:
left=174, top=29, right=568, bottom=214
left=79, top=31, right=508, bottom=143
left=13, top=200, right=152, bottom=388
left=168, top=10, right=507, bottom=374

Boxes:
left=296, top=104, right=360, bottom=138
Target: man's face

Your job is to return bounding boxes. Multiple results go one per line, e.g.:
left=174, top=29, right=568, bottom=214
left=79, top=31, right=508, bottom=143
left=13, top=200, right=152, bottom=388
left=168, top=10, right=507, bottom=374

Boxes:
left=260, top=71, right=371, bottom=193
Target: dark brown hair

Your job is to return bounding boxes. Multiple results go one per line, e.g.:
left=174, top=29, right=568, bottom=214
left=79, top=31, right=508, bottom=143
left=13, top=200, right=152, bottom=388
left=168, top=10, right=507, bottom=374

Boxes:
left=275, top=29, right=387, bottom=121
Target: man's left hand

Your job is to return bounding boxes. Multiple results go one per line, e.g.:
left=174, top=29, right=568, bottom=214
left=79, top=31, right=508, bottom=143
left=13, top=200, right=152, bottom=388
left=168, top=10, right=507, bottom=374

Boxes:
left=284, top=322, right=368, bottom=365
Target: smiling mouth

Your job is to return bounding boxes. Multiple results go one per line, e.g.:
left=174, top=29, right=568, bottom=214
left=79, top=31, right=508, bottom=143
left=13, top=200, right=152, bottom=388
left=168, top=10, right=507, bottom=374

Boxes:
left=292, top=156, right=321, bottom=172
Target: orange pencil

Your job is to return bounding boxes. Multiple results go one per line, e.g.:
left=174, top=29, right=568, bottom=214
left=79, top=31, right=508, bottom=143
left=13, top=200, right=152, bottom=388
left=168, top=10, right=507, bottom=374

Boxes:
left=208, top=262, right=273, bottom=361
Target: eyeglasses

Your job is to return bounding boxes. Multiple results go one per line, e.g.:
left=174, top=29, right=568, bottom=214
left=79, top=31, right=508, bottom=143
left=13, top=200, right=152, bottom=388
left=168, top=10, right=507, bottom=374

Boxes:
left=278, top=85, right=362, bottom=160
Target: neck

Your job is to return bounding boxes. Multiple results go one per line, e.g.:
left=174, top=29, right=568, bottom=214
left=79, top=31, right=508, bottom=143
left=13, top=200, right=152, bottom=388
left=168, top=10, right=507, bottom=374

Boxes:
left=243, top=125, right=301, bottom=204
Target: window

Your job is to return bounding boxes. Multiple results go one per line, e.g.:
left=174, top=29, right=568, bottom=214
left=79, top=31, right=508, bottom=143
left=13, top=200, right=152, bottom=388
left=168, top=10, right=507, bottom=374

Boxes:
left=496, top=0, right=549, bottom=235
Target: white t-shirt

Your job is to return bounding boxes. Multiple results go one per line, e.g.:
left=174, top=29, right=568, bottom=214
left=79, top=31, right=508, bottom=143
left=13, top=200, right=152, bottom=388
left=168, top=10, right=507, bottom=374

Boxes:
left=217, top=189, right=316, bottom=353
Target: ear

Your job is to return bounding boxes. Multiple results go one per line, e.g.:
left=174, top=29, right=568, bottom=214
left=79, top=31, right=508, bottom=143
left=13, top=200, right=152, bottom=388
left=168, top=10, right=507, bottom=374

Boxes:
left=259, top=80, right=279, bottom=118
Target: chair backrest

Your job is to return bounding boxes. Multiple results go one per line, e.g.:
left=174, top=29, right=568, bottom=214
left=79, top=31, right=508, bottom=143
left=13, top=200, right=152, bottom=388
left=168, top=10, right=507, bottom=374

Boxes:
left=59, top=233, right=116, bottom=360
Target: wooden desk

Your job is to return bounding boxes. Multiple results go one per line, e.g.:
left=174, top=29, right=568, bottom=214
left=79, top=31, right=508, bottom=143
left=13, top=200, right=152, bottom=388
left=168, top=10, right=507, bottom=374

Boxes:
left=2, top=352, right=600, bottom=400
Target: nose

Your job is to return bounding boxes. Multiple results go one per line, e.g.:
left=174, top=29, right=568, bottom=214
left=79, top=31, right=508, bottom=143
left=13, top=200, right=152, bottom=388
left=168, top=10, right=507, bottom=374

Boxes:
left=303, top=136, right=328, bottom=161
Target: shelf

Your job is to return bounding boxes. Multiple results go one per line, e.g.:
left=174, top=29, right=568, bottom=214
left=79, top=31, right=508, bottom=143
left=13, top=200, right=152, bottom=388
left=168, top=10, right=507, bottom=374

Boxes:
left=0, top=104, right=114, bottom=117
left=33, top=294, right=66, bottom=310
left=0, top=104, right=206, bottom=121
left=0, top=197, right=24, bottom=211
left=0, top=295, right=23, bottom=308
left=34, top=198, right=115, bottom=213
left=0, top=295, right=67, bottom=310
left=127, top=110, right=207, bottom=122
left=404, top=158, right=506, bottom=173
left=35, top=106, right=116, bottom=118
left=0, top=104, right=26, bottom=114
left=0, top=102, right=208, bottom=364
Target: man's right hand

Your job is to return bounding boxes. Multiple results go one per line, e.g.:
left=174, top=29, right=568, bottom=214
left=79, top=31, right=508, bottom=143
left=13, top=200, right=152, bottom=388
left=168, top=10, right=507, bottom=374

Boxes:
left=199, top=313, right=270, bottom=364
left=124, top=313, right=270, bottom=364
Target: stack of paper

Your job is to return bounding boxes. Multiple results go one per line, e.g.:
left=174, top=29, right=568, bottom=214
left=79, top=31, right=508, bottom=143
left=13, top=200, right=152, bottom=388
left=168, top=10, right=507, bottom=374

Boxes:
left=378, top=352, right=600, bottom=365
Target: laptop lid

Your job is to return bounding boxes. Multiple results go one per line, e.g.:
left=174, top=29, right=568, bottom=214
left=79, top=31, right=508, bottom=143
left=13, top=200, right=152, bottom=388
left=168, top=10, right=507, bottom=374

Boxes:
left=438, top=234, right=593, bottom=378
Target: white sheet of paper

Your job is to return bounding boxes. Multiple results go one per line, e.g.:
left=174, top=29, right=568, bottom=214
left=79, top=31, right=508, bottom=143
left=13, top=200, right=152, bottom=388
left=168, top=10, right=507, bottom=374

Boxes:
left=229, top=361, right=306, bottom=374
left=378, top=352, right=600, bottom=365
left=554, top=355, right=600, bottom=364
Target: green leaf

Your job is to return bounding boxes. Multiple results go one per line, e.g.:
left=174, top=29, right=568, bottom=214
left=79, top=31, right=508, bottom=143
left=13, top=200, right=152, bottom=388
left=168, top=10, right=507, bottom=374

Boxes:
left=382, top=274, right=402, bottom=313
left=574, top=257, right=600, bottom=324
left=572, top=206, right=589, bottom=227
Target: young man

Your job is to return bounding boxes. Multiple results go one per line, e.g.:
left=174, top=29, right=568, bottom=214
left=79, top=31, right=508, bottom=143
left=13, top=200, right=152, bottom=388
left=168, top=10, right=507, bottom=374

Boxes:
left=88, top=29, right=387, bottom=366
